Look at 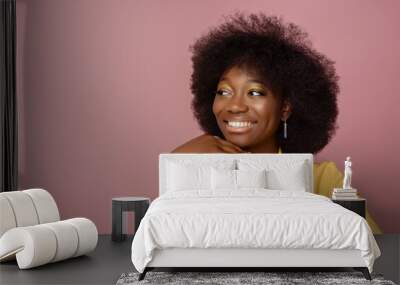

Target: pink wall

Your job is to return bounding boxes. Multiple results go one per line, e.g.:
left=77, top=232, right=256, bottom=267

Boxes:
left=16, top=0, right=400, bottom=233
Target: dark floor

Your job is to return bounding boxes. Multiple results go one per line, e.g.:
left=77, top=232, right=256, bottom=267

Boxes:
left=0, top=235, right=134, bottom=285
left=0, top=234, right=399, bottom=285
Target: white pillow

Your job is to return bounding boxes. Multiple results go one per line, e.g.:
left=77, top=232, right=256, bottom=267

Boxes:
left=238, top=159, right=308, bottom=191
left=266, top=163, right=307, bottom=191
left=211, top=168, right=236, bottom=190
left=166, top=159, right=236, bottom=192
left=211, top=168, right=267, bottom=190
left=237, top=169, right=267, bottom=188
left=167, top=162, right=210, bottom=191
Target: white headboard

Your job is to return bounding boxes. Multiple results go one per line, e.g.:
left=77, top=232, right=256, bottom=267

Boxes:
left=159, top=153, right=314, bottom=195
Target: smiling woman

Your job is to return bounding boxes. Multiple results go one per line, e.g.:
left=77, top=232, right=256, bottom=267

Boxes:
left=173, top=12, right=339, bottom=154
left=171, top=12, right=382, bottom=233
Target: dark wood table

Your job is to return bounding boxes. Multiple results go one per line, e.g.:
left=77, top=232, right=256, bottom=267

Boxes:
left=332, top=198, right=366, bottom=218
left=112, top=197, right=150, bottom=242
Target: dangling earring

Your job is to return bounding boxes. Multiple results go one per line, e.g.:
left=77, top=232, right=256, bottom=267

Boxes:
left=283, top=119, right=287, bottom=139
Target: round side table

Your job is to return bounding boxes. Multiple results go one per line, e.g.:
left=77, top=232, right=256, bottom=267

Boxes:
left=112, top=197, right=150, bottom=242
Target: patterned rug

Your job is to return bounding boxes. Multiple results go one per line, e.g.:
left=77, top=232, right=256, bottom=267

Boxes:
left=116, top=271, right=397, bottom=285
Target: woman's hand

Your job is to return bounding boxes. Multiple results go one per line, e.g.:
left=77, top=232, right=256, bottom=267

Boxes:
left=171, top=134, right=246, bottom=153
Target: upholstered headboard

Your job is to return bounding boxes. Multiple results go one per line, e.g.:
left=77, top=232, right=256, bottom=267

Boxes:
left=159, top=153, right=314, bottom=195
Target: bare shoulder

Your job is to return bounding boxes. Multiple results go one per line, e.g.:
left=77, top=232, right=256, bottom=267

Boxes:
left=171, top=133, right=245, bottom=154
left=170, top=133, right=211, bottom=153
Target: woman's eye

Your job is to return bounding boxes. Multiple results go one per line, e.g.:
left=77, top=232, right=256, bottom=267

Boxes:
left=215, top=90, right=232, bottom=96
left=249, top=90, right=265, bottom=96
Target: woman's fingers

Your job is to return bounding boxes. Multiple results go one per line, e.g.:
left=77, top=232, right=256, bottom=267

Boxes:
left=217, top=144, right=242, bottom=153
left=213, top=136, right=245, bottom=153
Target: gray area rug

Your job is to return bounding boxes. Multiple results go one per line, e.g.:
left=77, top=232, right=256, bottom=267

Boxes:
left=116, top=271, right=397, bottom=285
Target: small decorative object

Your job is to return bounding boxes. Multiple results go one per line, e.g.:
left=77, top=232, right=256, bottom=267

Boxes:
left=332, top=156, right=358, bottom=200
left=343, top=156, right=352, bottom=189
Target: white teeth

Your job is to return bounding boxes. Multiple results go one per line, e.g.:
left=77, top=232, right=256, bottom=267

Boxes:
left=227, top=121, right=253, bottom=128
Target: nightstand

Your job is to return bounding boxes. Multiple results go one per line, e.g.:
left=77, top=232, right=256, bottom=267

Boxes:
left=332, top=198, right=366, bottom=218
left=112, top=197, right=150, bottom=242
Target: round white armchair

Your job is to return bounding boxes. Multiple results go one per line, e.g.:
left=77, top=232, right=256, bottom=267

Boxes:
left=0, top=188, right=98, bottom=269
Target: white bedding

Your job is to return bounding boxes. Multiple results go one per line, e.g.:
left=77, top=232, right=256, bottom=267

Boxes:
left=131, top=189, right=380, bottom=273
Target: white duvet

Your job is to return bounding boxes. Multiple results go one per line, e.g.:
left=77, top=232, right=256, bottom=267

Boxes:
left=131, top=189, right=380, bottom=273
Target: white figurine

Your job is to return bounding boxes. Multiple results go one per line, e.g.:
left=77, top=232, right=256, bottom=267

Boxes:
left=343, top=156, right=352, bottom=189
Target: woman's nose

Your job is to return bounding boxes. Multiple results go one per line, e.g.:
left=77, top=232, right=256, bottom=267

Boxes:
left=226, top=94, right=249, bottom=113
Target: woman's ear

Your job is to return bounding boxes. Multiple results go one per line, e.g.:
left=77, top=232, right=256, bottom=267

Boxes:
left=281, top=100, right=292, bottom=121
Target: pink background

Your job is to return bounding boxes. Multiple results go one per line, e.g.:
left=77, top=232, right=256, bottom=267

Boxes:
left=16, top=0, right=400, bottom=233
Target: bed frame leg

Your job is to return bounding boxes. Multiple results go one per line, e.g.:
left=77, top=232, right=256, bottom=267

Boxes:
left=354, top=267, right=371, bottom=280
left=138, top=268, right=148, bottom=281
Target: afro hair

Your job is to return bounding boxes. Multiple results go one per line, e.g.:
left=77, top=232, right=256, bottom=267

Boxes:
left=189, top=12, right=339, bottom=154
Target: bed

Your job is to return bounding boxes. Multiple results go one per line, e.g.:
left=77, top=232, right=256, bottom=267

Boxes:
left=131, top=153, right=381, bottom=281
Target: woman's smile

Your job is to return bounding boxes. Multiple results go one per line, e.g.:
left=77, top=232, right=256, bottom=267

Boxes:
left=223, top=120, right=257, bottom=134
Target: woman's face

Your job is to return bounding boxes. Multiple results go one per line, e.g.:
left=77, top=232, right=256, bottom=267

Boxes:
left=212, top=65, right=291, bottom=153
